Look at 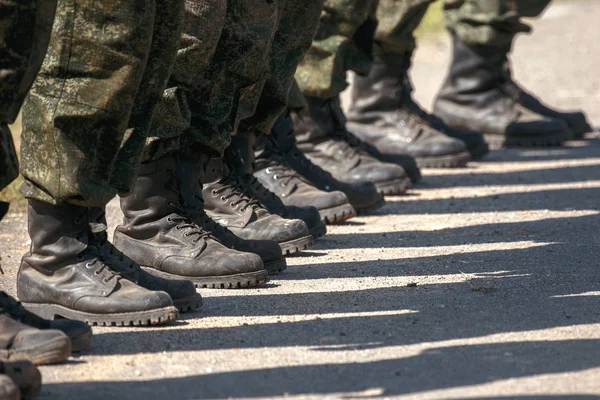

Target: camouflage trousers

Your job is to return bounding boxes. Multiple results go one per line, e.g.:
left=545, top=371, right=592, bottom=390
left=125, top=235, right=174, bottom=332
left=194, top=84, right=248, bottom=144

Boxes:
left=145, top=0, right=324, bottom=160
left=0, top=0, right=57, bottom=193
left=296, top=0, right=552, bottom=98
left=20, top=0, right=185, bottom=206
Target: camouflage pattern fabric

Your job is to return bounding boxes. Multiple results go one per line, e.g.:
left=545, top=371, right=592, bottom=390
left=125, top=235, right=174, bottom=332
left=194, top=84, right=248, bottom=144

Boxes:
left=296, top=0, right=552, bottom=99
left=0, top=0, right=58, bottom=192
left=444, top=0, right=552, bottom=48
left=147, top=0, right=322, bottom=160
left=20, top=0, right=185, bottom=206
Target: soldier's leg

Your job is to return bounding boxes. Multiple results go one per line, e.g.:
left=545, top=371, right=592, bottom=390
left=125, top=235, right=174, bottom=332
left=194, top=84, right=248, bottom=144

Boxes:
left=433, top=0, right=580, bottom=146
left=114, top=0, right=276, bottom=284
left=345, top=0, right=475, bottom=169
left=17, top=0, right=187, bottom=326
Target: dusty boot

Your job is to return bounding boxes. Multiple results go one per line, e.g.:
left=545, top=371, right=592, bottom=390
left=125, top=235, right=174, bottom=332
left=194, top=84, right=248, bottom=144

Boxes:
left=0, top=373, right=19, bottom=400
left=0, top=292, right=91, bottom=353
left=202, top=153, right=314, bottom=255
left=202, top=153, right=314, bottom=256
left=501, top=64, right=593, bottom=139
left=0, top=361, right=40, bottom=400
left=18, top=200, right=178, bottom=327
left=114, top=156, right=268, bottom=288
left=433, top=33, right=572, bottom=147
left=176, top=154, right=287, bottom=275
left=229, top=133, right=327, bottom=238
left=272, top=115, right=383, bottom=219
left=87, top=208, right=202, bottom=312
left=0, top=307, right=70, bottom=365
left=292, top=96, right=412, bottom=195
left=345, top=53, right=473, bottom=167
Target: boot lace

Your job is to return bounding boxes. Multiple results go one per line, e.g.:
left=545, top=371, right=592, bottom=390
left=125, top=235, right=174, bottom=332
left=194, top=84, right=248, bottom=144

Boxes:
left=164, top=168, right=214, bottom=243
left=211, top=168, right=263, bottom=213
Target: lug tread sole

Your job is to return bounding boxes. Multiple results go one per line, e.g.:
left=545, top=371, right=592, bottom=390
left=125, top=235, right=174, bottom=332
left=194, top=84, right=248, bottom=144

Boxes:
left=264, top=259, right=288, bottom=275
left=375, top=177, right=412, bottom=196
left=319, top=204, right=357, bottom=224
left=415, top=151, right=471, bottom=168
left=280, top=235, right=314, bottom=256
left=22, top=303, right=179, bottom=328
left=141, top=267, right=270, bottom=289
left=173, top=293, right=203, bottom=313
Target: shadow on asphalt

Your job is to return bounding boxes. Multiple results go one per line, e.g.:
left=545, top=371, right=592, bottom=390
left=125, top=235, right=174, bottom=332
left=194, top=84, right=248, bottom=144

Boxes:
left=45, top=340, right=600, bottom=399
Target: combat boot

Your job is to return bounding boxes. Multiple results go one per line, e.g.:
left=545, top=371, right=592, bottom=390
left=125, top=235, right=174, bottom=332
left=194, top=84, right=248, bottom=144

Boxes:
left=87, top=208, right=202, bottom=312
left=501, top=64, right=593, bottom=139
left=433, top=33, right=572, bottom=147
left=292, top=96, right=412, bottom=195
left=272, top=115, right=383, bottom=219
left=0, top=308, right=70, bottom=365
left=0, top=361, right=40, bottom=400
left=202, top=153, right=314, bottom=256
left=18, top=200, right=178, bottom=326
left=345, top=52, right=474, bottom=166
left=176, top=154, right=287, bottom=275
left=229, top=133, right=327, bottom=238
left=114, top=156, right=268, bottom=288
left=0, top=292, right=91, bottom=353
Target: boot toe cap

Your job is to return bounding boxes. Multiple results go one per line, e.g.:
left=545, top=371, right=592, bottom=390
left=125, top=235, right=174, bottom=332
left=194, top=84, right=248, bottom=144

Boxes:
left=12, top=328, right=71, bottom=357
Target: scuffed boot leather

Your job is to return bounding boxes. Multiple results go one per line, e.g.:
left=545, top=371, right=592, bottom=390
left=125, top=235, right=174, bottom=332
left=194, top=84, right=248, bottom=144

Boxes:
left=176, top=154, right=287, bottom=275
left=87, top=208, right=202, bottom=312
left=0, top=307, right=70, bottom=366
left=202, top=154, right=314, bottom=256
left=114, top=156, right=268, bottom=288
left=433, top=33, right=572, bottom=147
left=228, top=134, right=328, bottom=238
left=0, top=361, right=40, bottom=400
left=292, top=96, right=412, bottom=195
left=272, top=115, right=383, bottom=219
left=18, top=200, right=177, bottom=326
left=0, top=292, right=91, bottom=353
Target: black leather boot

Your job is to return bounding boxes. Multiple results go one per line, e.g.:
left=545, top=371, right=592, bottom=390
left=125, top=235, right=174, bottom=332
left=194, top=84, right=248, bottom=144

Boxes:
left=87, top=208, right=202, bottom=312
left=175, top=154, right=287, bottom=275
left=501, top=64, right=593, bottom=139
left=202, top=154, right=314, bottom=256
left=0, top=361, right=41, bottom=400
left=230, top=133, right=328, bottom=237
left=292, top=96, right=412, bottom=195
left=346, top=52, right=477, bottom=165
left=0, top=292, right=91, bottom=353
left=0, top=305, right=70, bottom=365
left=433, top=34, right=572, bottom=147
left=113, top=157, right=268, bottom=288
left=17, top=200, right=178, bottom=327
left=272, top=115, right=384, bottom=218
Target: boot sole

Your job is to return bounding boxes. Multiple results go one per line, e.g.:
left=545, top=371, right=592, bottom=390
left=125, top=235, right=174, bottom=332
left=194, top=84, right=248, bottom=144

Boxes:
left=264, top=258, right=288, bottom=275
left=319, top=203, right=356, bottom=224
left=280, top=235, right=314, bottom=256
left=0, top=335, right=71, bottom=366
left=355, top=195, right=386, bottom=215
left=173, top=293, right=203, bottom=314
left=22, top=303, right=178, bottom=328
left=485, top=130, right=571, bottom=148
left=142, top=268, right=270, bottom=289
left=375, top=177, right=412, bottom=196
left=415, top=151, right=471, bottom=168
left=309, top=221, right=327, bottom=239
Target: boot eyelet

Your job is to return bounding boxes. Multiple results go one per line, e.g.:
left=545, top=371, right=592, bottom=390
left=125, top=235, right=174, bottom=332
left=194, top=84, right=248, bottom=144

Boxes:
left=240, top=207, right=247, bottom=212
left=281, top=183, right=286, bottom=187
left=212, top=190, right=218, bottom=196
left=220, top=196, right=226, bottom=201
left=167, top=217, right=173, bottom=222
left=273, top=175, right=278, bottom=180
left=230, top=202, right=236, bottom=208
left=265, top=168, right=271, bottom=174
left=85, top=262, right=93, bottom=268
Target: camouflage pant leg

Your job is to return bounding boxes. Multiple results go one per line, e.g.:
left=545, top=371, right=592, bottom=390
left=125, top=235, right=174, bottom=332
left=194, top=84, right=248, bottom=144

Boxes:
left=20, top=0, right=183, bottom=206
left=295, top=0, right=379, bottom=99
left=444, top=0, right=552, bottom=48
left=373, top=0, right=436, bottom=54
left=240, top=0, right=324, bottom=135
left=0, top=0, right=57, bottom=192
left=147, top=0, right=280, bottom=159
